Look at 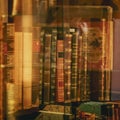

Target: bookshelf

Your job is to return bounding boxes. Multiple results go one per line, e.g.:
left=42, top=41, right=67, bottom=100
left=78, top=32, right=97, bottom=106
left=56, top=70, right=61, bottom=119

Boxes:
left=0, top=0, right=120, bottom=120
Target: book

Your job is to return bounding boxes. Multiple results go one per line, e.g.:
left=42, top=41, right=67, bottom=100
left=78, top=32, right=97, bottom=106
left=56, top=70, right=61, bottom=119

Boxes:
left=18, top=15, right=33, bottom=109
left=14, top=31, right=23, bottom=110
left=32, top=27, right=41, bottom=107
left=62, top=5, right=112, bottom=101
left=3, top=24, right=16, bottom=116
left=50, top=27, right=57, bottom=103
left=78, top=101, right=115, bottom=119
left=39, top=28, right=45, bottom=105
left=85, top=21, right=105, bottom=101
left=79, top=18, right=112, bottom=101
left=70, top=28, right=79, bottom=102
left=13, top=15, right=33, bottom=109
left=64, top=30, right=72, bottom=103
left=111, top=19, right=120, bottom=101
left=77, top=35, right=82, bottom=102
left=0, top=20, right=4, bottom=120
left=22, top=32, right=33, bottom=109
left=32, top=0, right=48, bottom=25
left=37, top=105, right=73, bottom=120
left=78, top=22, right=91, bottom=101
left=104, top=19, right=113, bottom=101
left=56, top=27, right=64, bottom=103
left=43, top=28, right=52, bottom=104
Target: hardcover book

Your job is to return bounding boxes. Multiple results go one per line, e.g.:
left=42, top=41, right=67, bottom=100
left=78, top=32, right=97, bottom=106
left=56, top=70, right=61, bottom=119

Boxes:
left=43, top=29, right=52, bottom=104
left=56, top=27, right=64, bottom=103
left=78, top=101, right=115, bottom=119
left=64, top=32, right=72, bottom=103
left=32, top=27, right=41, bottom=106
left=4, top=24, right=15, bottom=115
left=0, top=20, right=3, bottom=120
left=50, top=27, right=57, bottom=103
left=70, top=28, right=79, bottom=102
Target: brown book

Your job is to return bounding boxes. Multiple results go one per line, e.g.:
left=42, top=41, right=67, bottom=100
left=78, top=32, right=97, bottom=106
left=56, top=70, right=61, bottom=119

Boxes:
left=32, top=27, right=41, bottom=107
left=64, top=33, right=72, bottom=103
left=14, top=22, right=33, bottom=109
left=43, top=33, right=52, bottom=104
left=14, top=31, right=23, bottom=110
left=56, top=28, right=64, bottom=102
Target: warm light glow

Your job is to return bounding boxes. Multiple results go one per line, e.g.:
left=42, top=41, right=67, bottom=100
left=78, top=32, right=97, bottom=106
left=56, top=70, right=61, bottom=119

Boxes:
left=22, top=15, right=33, bottom=108
left=14, top=16, right=33, bottom=109
left=15, top=32, right=23, bottom=110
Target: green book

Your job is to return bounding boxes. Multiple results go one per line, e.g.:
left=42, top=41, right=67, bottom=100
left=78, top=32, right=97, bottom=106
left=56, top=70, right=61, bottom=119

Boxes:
left=78, top=101, right=115, bottom=118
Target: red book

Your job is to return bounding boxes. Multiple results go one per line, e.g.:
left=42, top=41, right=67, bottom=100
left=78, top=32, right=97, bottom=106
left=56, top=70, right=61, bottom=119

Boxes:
left=56, top=28, right=64, bottom=102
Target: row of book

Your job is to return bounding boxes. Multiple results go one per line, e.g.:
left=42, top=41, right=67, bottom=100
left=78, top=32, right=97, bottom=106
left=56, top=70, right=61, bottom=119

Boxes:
left=0, top=19, right=113, bottom=115
left=0, top=22, right=40, bottom=117
left=0, top=14, right=114, bottom=119
left=38, top=18, right=112, bottom=104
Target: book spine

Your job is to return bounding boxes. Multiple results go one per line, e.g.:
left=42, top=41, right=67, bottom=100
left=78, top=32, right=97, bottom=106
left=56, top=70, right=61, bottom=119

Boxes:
left=43, top=30, right=52, bottom=104
left=39, top=28, right=44, bottom=105
left=22, top=32, right=32, bottom=109
left=0, top=21, right=4, bottom=120
left=3, top=23, right=15, bottom=114
left=78, top=22, right=92, bottom=101
left=32, top=27, right=41, bottom=107
left=118, top=103, right=120, bottom=120
left=81, top=19, right=112, bottom=101
left=106, top=104, right=115, bottom=120
left=77, top=111, right=96, bottom=120
left=104, top=20, right=113, bottom=101
left=111, top=19, right=120, bottom=101
left=56, top=28, right=64, bottom=102
left=86, top=23, right=104, bottom=101
left=70, top=28, right=79, bottom=102
left=114, top=104, right=119, bottom=120
left=19, top=15, right=33, bottom=109
left=14, top=31, right=23, bottom=110
left=101, top=103, right=114, bottom=120
left=95, top=19, right=112, bottom=101
left=50, top=28, right=57, bottom=103
left=77, top=35, right=82, bottom=102
left=64, top=32, right=72, bottom=103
